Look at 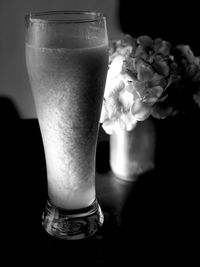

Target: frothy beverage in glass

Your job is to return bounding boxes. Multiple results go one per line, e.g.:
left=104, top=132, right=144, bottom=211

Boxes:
left=25, top=11, right=108, bottom=239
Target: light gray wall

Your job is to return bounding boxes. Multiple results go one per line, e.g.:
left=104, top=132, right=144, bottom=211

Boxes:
left=0, top=0, right=122, bottom=118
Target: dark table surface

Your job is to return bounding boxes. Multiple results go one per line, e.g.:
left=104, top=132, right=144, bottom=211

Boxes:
left=0, top=114, right=199, bottom=266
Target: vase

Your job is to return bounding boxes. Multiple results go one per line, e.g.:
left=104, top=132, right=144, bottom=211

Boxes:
left=110, top=118, right=156, bottom=182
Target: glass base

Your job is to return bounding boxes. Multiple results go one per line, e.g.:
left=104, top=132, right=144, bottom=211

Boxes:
left=42, top=199, right=104, bottom=240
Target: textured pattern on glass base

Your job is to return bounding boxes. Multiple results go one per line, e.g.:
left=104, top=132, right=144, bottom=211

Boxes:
left=42, top=199, right=104, bottom=240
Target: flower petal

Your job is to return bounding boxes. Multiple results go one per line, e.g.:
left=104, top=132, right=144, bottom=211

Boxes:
left=125, top=84, right=141, bottom=101
left=105, top=96, right=121, bottom=120
left=151, top=102, right=174, bottom=119
left=154, top=39, right=171, bottom=56
left=118, top=89, right=134, bottom=112
left=101, top=119, right=117, bottom=135
left=136, top=62, right=154, bottom=81
left=104, top=77, right=125, bottom=100
left=117, top=45, right=133, bottom=58
left=120, top=112, right=138, bottom=131
left=153, top=58, right=170, bottom=76
left=137, top=35, right=153, bottom=49
left=143, top=86, right=164, bottom=103
left=109, top=55, right=125, bottom=78
left=131, top=99, right=151, bottom=121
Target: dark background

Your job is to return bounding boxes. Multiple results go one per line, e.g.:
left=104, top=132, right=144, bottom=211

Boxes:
left=119, top=0, right=200, bottom=54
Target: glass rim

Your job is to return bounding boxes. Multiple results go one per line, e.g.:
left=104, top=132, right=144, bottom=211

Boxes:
left=25, top=11, right=106, bottom=24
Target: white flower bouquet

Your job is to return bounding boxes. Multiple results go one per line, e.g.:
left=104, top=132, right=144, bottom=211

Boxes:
left=100, top=34, right=200, bottom=134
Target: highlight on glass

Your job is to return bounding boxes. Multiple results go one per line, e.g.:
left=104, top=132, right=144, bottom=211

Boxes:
left=25, top=11, right=109, bottom=240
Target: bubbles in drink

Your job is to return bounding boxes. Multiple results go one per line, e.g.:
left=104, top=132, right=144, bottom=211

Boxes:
left=26, top=42, right=108, bottom=209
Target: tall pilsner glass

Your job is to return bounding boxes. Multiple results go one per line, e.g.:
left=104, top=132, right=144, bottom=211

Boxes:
left=25, top=11, right=108, bottom=240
